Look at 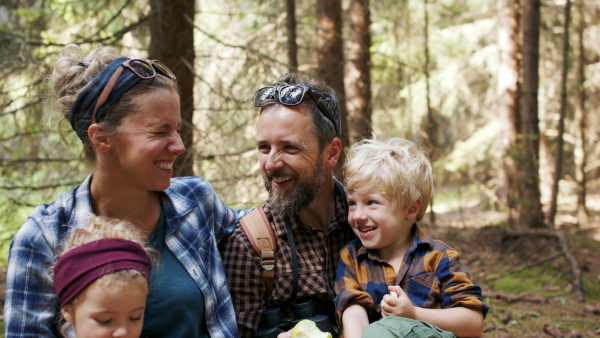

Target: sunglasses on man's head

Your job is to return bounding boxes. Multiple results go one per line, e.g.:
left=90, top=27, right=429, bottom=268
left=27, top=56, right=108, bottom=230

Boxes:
left=253, top=85, right=340, bottom=137
left=92, top=59, right=176, bottom=123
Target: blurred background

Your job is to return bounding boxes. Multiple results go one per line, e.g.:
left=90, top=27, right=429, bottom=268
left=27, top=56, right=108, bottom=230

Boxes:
left=1, top=0, right=599, bottom=255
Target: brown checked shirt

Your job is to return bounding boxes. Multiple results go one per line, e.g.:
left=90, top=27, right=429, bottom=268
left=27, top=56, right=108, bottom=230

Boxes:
left=219, top=182, right=355, bottom=337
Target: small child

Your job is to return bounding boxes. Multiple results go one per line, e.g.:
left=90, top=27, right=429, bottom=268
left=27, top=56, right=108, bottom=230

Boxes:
left=335, top=137, right=488, bottom=338
left=53, top=216, right=153, bottom=338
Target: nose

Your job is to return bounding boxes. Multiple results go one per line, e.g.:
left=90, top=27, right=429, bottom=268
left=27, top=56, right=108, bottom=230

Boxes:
left=264, top=149, right=284, bottom=172
left=169, top=132, right=186, bottom=156
left=350, top=206, right=368, bottom=224
left=112, top=327, right=128, bottom=338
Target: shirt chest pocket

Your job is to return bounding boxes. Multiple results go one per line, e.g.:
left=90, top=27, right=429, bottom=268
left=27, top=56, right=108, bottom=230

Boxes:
left=405, top=272, right=440, bottom=308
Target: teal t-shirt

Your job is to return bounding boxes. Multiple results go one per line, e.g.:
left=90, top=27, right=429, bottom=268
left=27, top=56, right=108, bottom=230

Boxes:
left=141, top=210, right=210, bottom=338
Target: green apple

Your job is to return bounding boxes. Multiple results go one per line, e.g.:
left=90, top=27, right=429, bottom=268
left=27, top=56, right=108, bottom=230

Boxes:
left=291, top=319, right=332, bottom=338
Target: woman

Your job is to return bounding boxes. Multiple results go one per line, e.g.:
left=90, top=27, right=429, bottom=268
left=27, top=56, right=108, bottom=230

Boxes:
left=4, top=44, right=244, bottom=338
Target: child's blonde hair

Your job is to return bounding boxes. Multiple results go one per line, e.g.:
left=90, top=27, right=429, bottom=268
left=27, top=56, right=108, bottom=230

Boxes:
left=59, top=215, right=147, bottom=254
left=55, top=216, right=152, bottom=336
left=343, top=136, right=433, bottom=221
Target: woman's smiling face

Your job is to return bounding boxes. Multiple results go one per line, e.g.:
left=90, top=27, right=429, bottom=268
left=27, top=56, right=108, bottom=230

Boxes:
left=103, top=88, right=185, bottom=193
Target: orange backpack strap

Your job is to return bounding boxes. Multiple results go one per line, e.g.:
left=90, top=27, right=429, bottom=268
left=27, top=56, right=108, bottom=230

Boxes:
left=239, top=206, right=277, bottom=300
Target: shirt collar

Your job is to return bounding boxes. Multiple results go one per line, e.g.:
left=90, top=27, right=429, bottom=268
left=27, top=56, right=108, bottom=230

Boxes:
left=69, top=173, right=95, bottom=229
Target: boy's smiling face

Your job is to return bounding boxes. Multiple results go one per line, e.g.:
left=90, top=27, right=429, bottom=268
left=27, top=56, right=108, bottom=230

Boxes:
left=347, top=186, right=420, bottom=259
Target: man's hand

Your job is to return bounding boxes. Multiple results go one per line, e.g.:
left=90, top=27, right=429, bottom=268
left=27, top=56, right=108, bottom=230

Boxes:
left=380, top=285, right=416, bottom=319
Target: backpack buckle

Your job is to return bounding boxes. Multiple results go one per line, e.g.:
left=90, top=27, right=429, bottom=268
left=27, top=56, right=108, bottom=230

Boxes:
left=261, top=251, right=275, bottom=271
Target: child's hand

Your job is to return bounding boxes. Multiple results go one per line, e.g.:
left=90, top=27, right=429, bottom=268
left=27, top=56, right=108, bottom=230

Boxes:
left=380, top=285, right=416, bottom=319
left=277, top=329, right=292, bottom=338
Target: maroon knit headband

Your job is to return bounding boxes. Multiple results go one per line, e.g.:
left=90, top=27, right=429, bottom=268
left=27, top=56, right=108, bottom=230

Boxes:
left=54, top=238, right=152, bottom=307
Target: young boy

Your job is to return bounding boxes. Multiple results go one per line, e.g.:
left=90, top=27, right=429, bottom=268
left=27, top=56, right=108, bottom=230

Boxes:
left=335, top=137, right=488, bottom=338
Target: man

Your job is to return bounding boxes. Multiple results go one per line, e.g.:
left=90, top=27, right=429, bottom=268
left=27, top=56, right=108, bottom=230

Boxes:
left=220, top=73, right=355, bottom=337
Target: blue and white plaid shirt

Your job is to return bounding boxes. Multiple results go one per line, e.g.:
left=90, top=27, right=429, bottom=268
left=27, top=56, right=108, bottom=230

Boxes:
left=4, top=174, right=247, bottom=338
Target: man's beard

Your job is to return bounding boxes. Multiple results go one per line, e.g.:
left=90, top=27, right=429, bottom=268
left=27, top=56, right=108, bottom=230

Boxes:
left=263, top=164, right=326, bottom=218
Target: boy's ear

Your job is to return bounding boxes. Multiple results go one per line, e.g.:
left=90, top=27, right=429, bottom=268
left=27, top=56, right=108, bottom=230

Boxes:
left=406, top=199, right=422, bottom=219
left=87, top=123, right=112, bottom=152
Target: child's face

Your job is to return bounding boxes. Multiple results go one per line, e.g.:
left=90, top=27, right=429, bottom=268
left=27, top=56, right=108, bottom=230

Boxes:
left=63, top=280, right=148, bottom=338
left=347, top=187, right=417, bottom=255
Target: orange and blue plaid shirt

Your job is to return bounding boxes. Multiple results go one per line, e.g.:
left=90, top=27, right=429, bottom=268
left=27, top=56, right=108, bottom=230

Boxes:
left=334, top=224, right=488, bottom=325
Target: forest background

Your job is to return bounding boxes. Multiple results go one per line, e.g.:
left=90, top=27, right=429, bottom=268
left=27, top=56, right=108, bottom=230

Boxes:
left=1, top=0, right=600, bottom=336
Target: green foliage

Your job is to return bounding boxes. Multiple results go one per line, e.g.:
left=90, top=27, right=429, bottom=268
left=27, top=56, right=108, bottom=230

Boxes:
left=1, top=0, right=599, bottom=251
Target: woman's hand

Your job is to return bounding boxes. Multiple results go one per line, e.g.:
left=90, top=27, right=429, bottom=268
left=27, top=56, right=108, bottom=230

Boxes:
left=380, top=285, right=416, bottom=319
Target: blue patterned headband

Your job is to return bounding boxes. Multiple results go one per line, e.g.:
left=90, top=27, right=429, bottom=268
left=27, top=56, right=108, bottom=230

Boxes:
left=69, top=57, right=140, bottom=140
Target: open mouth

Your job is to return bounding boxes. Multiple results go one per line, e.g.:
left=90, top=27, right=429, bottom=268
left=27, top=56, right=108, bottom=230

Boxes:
left=357, top=226, right=377, bottom=233
left=272, top=175, right=293, bottom=184
left=155, top=162, right=174, bottom=170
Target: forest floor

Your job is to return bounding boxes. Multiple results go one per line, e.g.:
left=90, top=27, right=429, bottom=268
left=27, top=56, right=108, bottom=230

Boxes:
left=417, top=211, right=600, bottom=338
left=0, top=205, right=599, bottom=337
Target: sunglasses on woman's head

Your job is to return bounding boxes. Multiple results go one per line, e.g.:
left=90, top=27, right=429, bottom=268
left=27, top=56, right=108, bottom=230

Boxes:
left=254, top=85, right=340, bottom=137
left=92, top=59, right=176, bottom=123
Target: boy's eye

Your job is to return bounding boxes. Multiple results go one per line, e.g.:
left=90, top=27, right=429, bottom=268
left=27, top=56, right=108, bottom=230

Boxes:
left=130, top=316, right=143, bottom=321
left=367, top=200, right=378, bottom=205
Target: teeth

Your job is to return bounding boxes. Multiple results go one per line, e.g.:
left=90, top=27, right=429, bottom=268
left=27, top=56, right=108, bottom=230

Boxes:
left=272, top=176, right=292, bottom=183
left=156, top=162, right=173, bottom=170
left=358, top=227, right=376, bottom=232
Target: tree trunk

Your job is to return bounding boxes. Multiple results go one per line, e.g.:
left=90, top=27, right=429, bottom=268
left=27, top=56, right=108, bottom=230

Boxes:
left=517, top=0, right=545, bottom=229
left=149, top=0, right=195, bottom=177
left=497, top=0, right=520, bottom=224
left=344, top=0, right=372, bottom=145
left=317, top=0, right=348, bottom=180
left=574, top=0, right=589, bottom=227
left=423, top=0, right=436, bottom=225
left=548, top=0, right=572, bottom=226
left=286, top=0, right=299, bottom=72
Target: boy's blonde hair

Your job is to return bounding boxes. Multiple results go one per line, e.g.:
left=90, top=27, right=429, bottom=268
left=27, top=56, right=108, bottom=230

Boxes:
left=343, top=136, right=433, bottom=222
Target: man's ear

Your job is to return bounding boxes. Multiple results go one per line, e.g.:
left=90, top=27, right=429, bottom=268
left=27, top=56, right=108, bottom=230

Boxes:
left=324, top=137, right=342, bottom=169
left=406, top=198, right=422, bottom=219
left=87, top=123, right=111, bottom=152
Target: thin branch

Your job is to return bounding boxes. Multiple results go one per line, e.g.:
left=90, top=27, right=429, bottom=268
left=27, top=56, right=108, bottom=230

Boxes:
left=0, top=158, right=76, bottom=165
left=483, top=291, right=547, bottom=303
left=92, top=0, right=136, bottom=36
left=0, top=131, right=42, bottom=143
left=484, top=252, right=562, bottom=282
left=1, top=182, right=81, bottom=191
left=2, top=16, right=149, bottom=47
